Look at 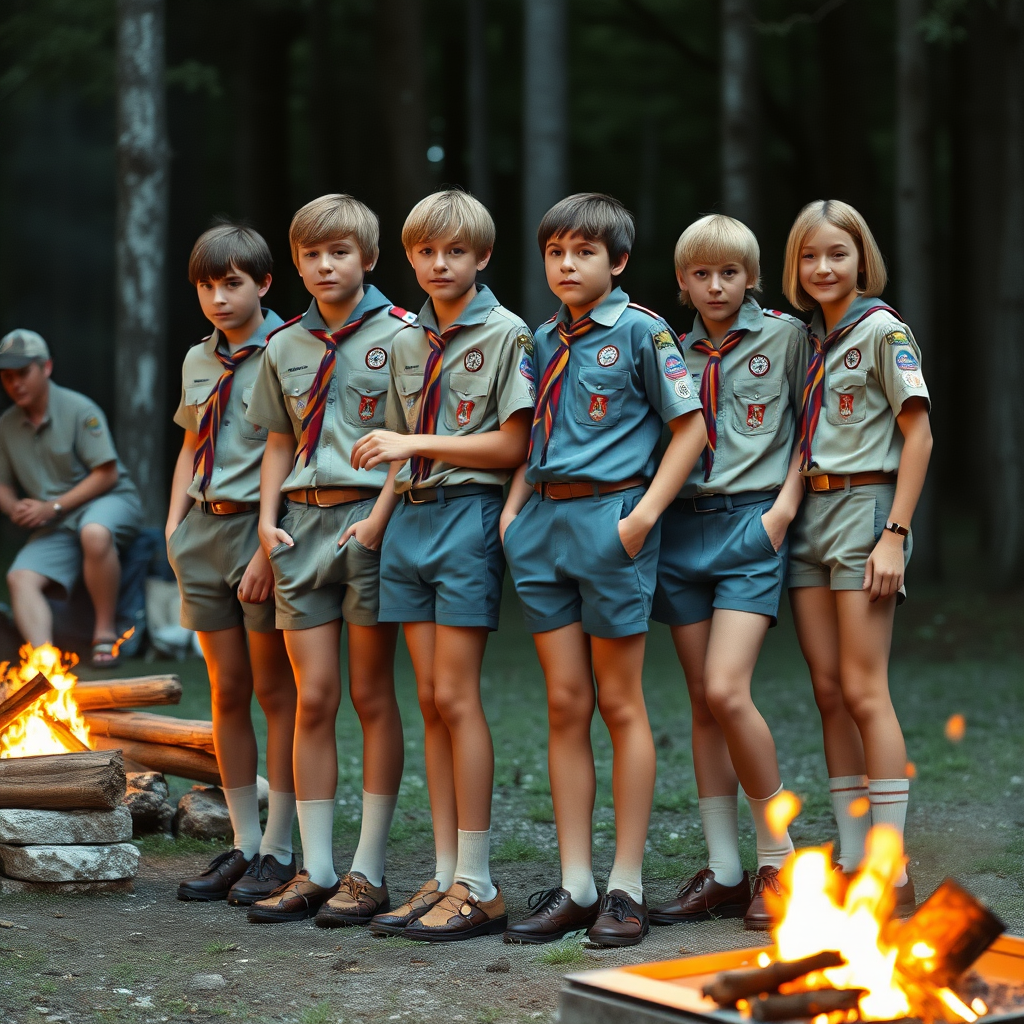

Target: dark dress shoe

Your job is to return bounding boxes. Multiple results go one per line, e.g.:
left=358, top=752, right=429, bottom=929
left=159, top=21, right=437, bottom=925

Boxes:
left=369, top=878, right=444, bottom=936
left=587, top=889, right=650, bottom=947
left=226, top=854, right=296, bottom=906
left=650, top=868, right=751, bottom=924
left=744, top=865, right=783, bottom=931
left=177, top=849, right=253, bottom=902
left=315, top=872, right=389, bottom=927
left=246, top=870, right=340, bottom=923
left=504, top=886, right=601, bottom=944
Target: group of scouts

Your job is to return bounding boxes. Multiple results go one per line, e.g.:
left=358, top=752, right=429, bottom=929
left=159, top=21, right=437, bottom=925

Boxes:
left=7, top=187, right=932, bottom=949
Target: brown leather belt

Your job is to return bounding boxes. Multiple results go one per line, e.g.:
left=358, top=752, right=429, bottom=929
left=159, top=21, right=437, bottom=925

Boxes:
left=285, top=487, right=379, bottom=507
left=198, top=501, right=257, bottom=515
left=806, top=472, right=897, bottom=493
left=533, top=477, right=645, bottom=501
left=404, top=484, right=503, bottom=505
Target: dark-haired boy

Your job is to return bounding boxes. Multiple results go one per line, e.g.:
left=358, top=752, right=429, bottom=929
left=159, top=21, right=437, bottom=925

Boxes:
left=168, top=225, right=299, bottom=905
left=501, top=194, right=706, bottom=947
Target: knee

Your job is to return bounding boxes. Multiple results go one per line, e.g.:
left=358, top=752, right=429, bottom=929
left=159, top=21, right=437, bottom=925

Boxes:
left=80, top=524, right=114, bottom=559
left=6, top=570, right=39, bottom=597
left=841, top=684, right=892, bottom=728
left=350, top=676, right=394, bottom=722
left=253, top=675, right=296, bottom=717
left=596, top=690, right=644, bottom=733
left=296, top=681, right=340, bottom=724
left=702, top=676, right=751, bottom=723
left=547, top=684, right=591, bottom=732
left=432, top=682, right=471, bottom=728
left=210, top=673, right=253, bottom=715
left=810, top=672, right=846, bottom=718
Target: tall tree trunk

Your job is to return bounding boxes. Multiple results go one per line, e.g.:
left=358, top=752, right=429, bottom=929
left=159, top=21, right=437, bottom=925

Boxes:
left=522, top=0, right=567, bottom=328
left=720, top=0, right=758, bottom=231
left=895, top=0, right=940, bottom=580
left=466, top=0, right=491, bottom=206
left=115, top=0, right=169, bottom=526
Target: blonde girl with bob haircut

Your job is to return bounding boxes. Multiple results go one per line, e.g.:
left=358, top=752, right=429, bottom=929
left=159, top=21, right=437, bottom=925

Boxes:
left=782, top=200, right=932, bottom=911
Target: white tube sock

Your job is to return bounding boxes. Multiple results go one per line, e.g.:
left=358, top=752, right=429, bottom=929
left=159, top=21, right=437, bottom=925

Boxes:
left=453, top=829, right=497, bottom=901
left=348, top=791, right=398, bottom=887
left=259, top=790, right=296, bottom=863
left=606, top=860, right=643, bottom=903
left=869, top=778, right=910, bottom=886
left=222, top=784, right=262, bottom=860
left=560, top=863, right=598, bottom=908
left=829, top=775, right=870, bottom=872
left=434, top=843, right=457, bottom=892
left=295, top=798, right=338, bottom=888
left=745, top=784, right=796, bottom=870
left=698, top=795, right=744, bottom=886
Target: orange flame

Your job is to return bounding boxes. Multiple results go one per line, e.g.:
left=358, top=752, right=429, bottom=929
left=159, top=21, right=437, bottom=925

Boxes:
left=849, top=796, right=871, bottom=818
left=766, top=789, right=802, bottom=840
left=945, top=714, right=966, bottom=742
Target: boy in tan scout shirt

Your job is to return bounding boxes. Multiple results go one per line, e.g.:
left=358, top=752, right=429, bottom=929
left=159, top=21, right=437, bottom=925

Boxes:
left=167, top=225, right=299, bottom=905
left=245, top=195, right=410, bottom=925
left=783, top=200, right=932, bottom=911
left=351, top=190, right=533, bottom=941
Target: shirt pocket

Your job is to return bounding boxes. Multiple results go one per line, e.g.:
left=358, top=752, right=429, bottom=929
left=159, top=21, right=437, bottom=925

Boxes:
left=444, top=372, right=492, bottom=432
left=184, top=381, right=217, bottom=428
left=573, top=367, right=629, bottom=428
left=825, top=369, right=867, bottom=426
left=280, top=370, right=318, bottom=421
left=239, top=386, right=268, bottom=441
left=396, top=374, right=423, bottom=430
left=731, top=378, right=784, bottom=436
left=343, top=371, right=389, bottom=429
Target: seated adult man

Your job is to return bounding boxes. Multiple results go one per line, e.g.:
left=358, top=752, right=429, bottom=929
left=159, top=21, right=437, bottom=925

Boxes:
left=0, top=330, right=142, bottom=666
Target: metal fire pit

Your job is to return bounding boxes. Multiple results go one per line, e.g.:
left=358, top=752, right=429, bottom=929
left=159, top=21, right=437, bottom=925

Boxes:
left=559, top=935, right=1024, bottom=1024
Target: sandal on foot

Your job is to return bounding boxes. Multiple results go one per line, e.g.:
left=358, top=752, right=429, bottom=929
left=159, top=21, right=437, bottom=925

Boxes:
left=91, top=639, right=120, bottom=669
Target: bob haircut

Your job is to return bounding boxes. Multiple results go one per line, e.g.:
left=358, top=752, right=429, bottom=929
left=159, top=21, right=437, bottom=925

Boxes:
left=187, top=224, right=273, bottom=286
left=674, top=214, right=761, bottom=307
left=289, top=194, right=379, bottom=267
left=401, top=190, right=495, bottom=255
left=783, top=199, right=887, bottom=311
left=536, top=193, right=635, bottom=264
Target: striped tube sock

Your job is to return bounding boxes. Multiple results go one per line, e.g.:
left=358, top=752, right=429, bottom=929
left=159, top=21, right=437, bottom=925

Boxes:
left=868, top=778, right=910, bottom=886
left=829, top=775, right=870, bottom=872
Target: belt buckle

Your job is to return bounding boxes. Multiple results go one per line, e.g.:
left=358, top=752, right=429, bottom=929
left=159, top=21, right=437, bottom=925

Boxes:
left=407, top=489, right=430, bottom=505
left=313, top=489, right=332, bottom=508
left=810, top=475, right=829, bottom=493
left=691, top=496, right=712, bottom=513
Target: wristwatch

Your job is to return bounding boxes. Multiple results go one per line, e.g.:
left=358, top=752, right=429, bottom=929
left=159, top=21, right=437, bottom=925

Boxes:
left=884, top=520, right=908, bottom=537
left=51, top=502, right=63, bottom=517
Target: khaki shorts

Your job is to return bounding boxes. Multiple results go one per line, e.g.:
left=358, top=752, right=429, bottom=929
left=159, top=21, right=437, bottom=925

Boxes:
left=166, top=507, right=277, bottom=634
left=269, top=498, right=381, bottom=631
left=787, top=482, right=912, bottom=590
left=10, top=491, right=142, bottom=598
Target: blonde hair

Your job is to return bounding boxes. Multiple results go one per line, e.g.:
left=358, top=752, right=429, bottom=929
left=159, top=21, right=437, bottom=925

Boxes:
left=783, top=199, right=887, bottom=311
left=289, top=194, right=379, bottom=267
left=402, top=190, right=495, bottom=255
left=673, top=214, right=761, bottom=307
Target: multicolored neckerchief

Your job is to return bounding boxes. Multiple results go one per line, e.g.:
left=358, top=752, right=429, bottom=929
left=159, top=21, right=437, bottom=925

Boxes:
left=409, top=323, right=465, bottom=484
left=690, top=328, right=748, bottom=481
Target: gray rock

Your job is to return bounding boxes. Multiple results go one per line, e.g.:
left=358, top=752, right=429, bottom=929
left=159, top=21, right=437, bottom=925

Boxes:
left=173, top=786, right=231, bottom=841
left=123, top=772, right=175, bottom=834
left=0, top=807, right=132, bottom=846
left=0, top=842, right=139, bottom=882
left=0, top=876, right=133, bottom=895
left=187, top=973, right=226, bottom=992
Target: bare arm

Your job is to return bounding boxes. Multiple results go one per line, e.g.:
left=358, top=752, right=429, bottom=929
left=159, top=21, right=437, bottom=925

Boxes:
left=258, top=430, right=297, bottom=554
left=0, top=483, right=20, bottom=519
left=499, top=463, right=534, bottom=542
left=761, top=444, right=805, bottom=551
left=10, top=462, right=120, bottom=530
left=338, top=460, right=403, bottom=552
left=165, top=433, right=198, bottom=542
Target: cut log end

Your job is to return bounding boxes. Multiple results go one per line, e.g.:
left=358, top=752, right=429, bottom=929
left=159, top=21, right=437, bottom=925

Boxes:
left=0, top=749, right=127, bottom=810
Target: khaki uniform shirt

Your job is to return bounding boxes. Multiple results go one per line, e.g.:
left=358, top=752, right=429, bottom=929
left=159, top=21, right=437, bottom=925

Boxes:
left=245, top=286, right=412, bottom=492
left=385, top=286, right=535, bottom=493
left=681, top=297, right=810, bottom=496
left=803, top=296, right=931, bottom=477
left=174, top=310, right=284, bottom=503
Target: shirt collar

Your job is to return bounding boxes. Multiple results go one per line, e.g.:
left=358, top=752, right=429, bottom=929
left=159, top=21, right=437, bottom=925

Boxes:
left=810, top=294, right=885, bottom=338
left=300, top=285, right=391, bottom=334
left=685, top=294, right=763, bottom=349
left=417, top=284, right=498, bottom=334
left=207, top=308, right=284, bottom=356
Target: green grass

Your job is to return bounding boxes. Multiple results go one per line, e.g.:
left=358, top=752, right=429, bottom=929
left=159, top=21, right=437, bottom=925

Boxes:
left=298, top=1003, right=334, bottom=1024
left=533, top=933, right=590, bottom=967
left=203, top=941, right=239, bottom=955
left=476, top=1009, right=503, bottom=1023
left=493, top=835, right=543, bottom=862
left=373, top=935, right=419, bottom=949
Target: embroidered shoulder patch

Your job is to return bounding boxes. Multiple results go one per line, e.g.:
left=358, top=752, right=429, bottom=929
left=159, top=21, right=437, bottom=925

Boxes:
left=389, top=306, right=418, bottom=325
left=653, top=329, right=677, bottom=350
left=895, top=350, right=919, bottom=371
left=885, top=329, right=909, bottom=346
left=83, top=415, right=102, bottom=434
left=516, top=333, right=534, bottom=356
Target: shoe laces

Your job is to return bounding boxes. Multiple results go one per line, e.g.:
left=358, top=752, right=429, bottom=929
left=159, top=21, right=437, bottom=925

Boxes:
left=753, top=868, right=781, bottom=896
left=599, top=892, right=636, bottom=923
left=204, top=849, right=242, bottom=875
left=677, top=867, right=714, bottom=896
left=527, top=886, right=565, bottom=913
left=254, top=855, right=284, bottom=881
left=338, top=873, right=369, bottom=901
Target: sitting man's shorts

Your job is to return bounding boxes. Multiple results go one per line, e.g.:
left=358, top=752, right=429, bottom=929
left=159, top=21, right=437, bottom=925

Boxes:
left=10, top=491, right=142, bottom=598
left=269, top=497, right=382, bottom=631
left=166, top=507, right=277, bottom=634
left=503, top=485, right=658, bottom=639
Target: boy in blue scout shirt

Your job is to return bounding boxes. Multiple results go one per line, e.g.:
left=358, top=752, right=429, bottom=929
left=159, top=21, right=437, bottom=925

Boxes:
left=501, top=194, right=706, bottom=947
left=351, top=190, right=534, bottom=941
left=244, top=195, right=410, bottom=925
left=167, top=225, right=299, bottom=906
left=645, top=215, right=808, bottom=932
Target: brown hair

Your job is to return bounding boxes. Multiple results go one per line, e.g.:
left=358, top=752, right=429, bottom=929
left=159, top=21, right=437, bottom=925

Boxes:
left=402, top=190, right=495, bottom=254
left=289, top=194, right=379, bottom=267
left=674, top=214, right=761, bottom=307
left=536, top=193, right=635, bottom=263
left=187, top=224, right=273, bottom=286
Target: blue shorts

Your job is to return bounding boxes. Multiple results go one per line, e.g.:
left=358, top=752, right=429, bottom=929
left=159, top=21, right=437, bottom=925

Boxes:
left=652, top=494, right=787, bottom=627
left=378, top=490, right=505, bottom=630
left=503, top=486, right=658, bottom=639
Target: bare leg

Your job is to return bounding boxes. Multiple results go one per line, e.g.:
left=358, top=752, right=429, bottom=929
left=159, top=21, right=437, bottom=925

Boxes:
left=248, top=629, right=297, bottom=795
left=6, top=569, right=52, bottom=646
left=79, top=524, right=120, bottom=643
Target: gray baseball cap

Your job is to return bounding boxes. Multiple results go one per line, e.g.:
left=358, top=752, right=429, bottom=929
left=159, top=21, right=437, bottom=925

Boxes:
left=0, top=330, right=50, bottom=369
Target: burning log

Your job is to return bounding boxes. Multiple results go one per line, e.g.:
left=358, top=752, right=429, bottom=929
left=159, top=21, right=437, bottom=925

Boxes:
left=72, top=676, right=182, bottom=711
left=703, top=950, right=846, bottom=1005
left=748, top=986, right=866, bottom=1022
left=83, top=711, right=214, bottom=754
left=39, top=710, right=90, bottom=753
left=89, top=736, right=220, bottom=785
left=0, top=673, right=53, bottom=733
left=0, top=749, right=126, bottom=809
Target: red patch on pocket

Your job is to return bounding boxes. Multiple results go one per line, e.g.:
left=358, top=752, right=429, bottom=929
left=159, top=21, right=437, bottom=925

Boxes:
left=456, top=399, right=475, bottom=426
left=589, top=394, right=608, bottom=421
left=747, top=403, right=765, bottom=428
left=839, top=393, right=854, bottom=419
left=358, top=395, right=378, bottom=421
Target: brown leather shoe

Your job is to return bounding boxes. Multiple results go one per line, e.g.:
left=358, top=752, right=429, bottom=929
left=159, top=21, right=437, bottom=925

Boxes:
left=893, top=874, right=916, bottom=916
left=650, top=868, right=751, bottom=924
left=227, top=854, right=296, bottom=906
left=315, top=871, right=389, bottom=927
left=587, top=889, right=650, bottom=947
left=246, top=870, right=340, bottom=923
left=503, top=886, right=600, bottom=944
left=177, top=849, right=253, bottom=902
left=369, top=878, right=444, bottom=936
left=743, top=865, right=784, bottom=931
left=405, top=882, right=508, bottom=942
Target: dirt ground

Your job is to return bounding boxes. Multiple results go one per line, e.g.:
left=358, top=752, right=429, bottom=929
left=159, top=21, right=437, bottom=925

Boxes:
left=0, top=577, right=1021, bottom=1024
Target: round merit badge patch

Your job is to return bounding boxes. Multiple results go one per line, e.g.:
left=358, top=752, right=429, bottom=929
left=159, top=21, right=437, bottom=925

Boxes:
left=597, top=344, right=619, bottom=367
left=903, top=371, right=924, bottom=389
left=365, top=347, right=387, bottom=370
left=663, top=353, right=688, bottom=380
left=674, top=379, right=691, bottom=399
left=748, top=354, right=770, bottom=377
left=519, top=356, right=535, bottom=383
left=895, top=350, right=919, bottom=371
left=464, top=348, right=484, bottom=372
left=844, top=348, right=862, bottom=369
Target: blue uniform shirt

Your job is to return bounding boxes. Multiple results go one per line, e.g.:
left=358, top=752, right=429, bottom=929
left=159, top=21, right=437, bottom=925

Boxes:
left=524, top=287, right=702, bottom=485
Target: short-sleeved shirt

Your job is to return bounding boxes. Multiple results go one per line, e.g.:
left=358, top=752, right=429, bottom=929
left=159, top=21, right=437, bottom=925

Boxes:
left=523, top=288, right=702, bottom=485
left=174, top=309, right=284, bottom=503
left=681, top=297, right=810, bottom=496
left=245, top=285, right=412, bottom=492
left=385, top=285, right=535, bottom=493
left=0, top=382, right=138, bottom=507
left=802, top=296, right=931, bottom=477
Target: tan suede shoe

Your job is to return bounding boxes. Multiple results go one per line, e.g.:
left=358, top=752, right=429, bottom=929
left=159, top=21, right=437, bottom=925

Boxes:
left=405, top=882, right=508, bottom=942
left=369, top=878, right=444, bottom=936
left=314, top=871, right=389, bottom=928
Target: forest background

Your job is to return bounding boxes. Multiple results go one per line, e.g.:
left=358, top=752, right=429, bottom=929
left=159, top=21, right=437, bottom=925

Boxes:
left=0, top=0, right=1022, bottom=590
